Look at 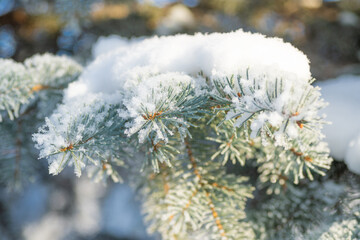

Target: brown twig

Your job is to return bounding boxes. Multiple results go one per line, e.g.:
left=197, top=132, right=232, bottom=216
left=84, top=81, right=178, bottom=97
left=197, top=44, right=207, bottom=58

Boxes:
left=290, top=148, right=313, bottom=162
left=142, top=110, right=163, bottom=121
left=184, top=139, right=227, bottom=239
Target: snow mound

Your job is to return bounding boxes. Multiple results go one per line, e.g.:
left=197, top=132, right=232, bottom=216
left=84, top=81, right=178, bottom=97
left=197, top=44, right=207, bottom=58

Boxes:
left=318, top=75, right=360, bottom=174
left=91, top=35, right=144, bottom=58
left=345, top=133, right=360, bottom=175
left=67, top=29, right=311, bottom=100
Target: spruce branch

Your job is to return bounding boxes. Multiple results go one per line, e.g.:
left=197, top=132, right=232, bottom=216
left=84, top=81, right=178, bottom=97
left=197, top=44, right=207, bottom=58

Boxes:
left=0, top=120, right=34, bottom=189
left=0, top=54, right=82, bottom=122
left=121, top=73, right=210, bottom=171
left=210, top=72, right=327, bottom=150
left=139, top=138, right=254, bottom=239
left=206, top=72, right=333, bottom=187
left=87, top=156, right=126, bottom=184
left=256, top=130, right=332, bottom=194
left=184, top=139, right=228, bottom=239
left=249, top=181, right=345, bottom=239
left=33, top=99, right=127, bottom=178
left=0, top=59, right=32, bottom=121
left=207, top=120, right=253, bottom=166
left=24, top=53, right=83, bottom=89
left=319, top=218, right=360, bottom=240
left=0, top=54, right=82, bottom=189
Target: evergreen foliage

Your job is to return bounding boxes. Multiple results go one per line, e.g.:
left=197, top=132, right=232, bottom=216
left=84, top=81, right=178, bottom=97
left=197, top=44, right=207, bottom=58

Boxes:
left=0, top=53, right=82, bottom=189
left=1, top=30, right=358, bottom=239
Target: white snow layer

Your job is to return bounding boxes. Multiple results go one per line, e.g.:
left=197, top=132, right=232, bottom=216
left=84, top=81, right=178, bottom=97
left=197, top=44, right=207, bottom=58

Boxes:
left=318, top=75, right=360, bottom=175
left=67, top=29, right=311, bottom=100
left=91, top=35, right=144, bottom=58
left=346, top=133, right=360, bottom=175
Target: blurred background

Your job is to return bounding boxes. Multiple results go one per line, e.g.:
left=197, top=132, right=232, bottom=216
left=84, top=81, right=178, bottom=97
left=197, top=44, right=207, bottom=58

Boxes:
left=0, top=0, right=359, bottom=239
